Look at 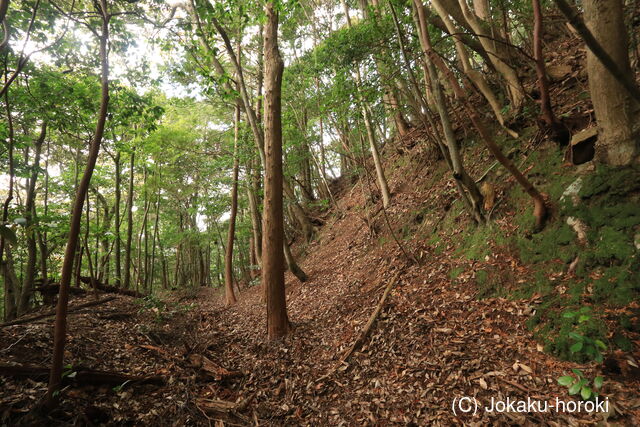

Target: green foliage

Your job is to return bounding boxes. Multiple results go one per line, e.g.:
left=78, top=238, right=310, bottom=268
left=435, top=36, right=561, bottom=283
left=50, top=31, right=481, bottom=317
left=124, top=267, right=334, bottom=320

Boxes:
left=530, top=303, right=608, bottom=363
left=558, top=369, right=603, bottom=401
left=561, top=308, right=607, bottom=363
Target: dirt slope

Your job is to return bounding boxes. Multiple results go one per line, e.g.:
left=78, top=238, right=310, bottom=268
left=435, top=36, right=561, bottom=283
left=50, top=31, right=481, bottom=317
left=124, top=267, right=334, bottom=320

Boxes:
left=3, top=28, right=640, bottom=426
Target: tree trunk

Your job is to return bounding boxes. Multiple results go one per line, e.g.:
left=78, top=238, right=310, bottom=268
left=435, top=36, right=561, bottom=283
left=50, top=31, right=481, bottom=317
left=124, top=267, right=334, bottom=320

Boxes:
left=455, top=0, right=526, bottom=111
left=429, top=0, right=517, bottom=137
left=247, top=158, right=262, bottom=266
left=283, top=238, right=307, bottom=283
left=114, top=151, right=121, bottom=286
left=415, top=2, right=548, bottom=230
left=1, top=87, right=17, bottom=321
left=47, top=1, right=111, bottom=406
left=532, top=0, right=569, bottom=144
left=263, top=1, right=289, bottom=340
left=124, top=150, right=135, bottom=289
left=224, top=103, right=240, bottom=306
left=583, top=0, right=639, bottom=165
left=37, top=141, right=50, bottom=285
left=341, top=0, right=392, bottom=208
left=18, top=122, right=47, bottom=315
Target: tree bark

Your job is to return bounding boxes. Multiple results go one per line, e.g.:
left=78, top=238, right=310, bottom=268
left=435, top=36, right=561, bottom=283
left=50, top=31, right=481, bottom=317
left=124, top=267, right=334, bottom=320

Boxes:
left=18, top=122, right=47, bottom=315
left=263, top=1, right=289, bottom=340
left=124, top=149, right=135, bottom=289
left=532, top=0, right=569, bottom=145
left=114, top=151, right=122, bottom=286
left=580, top=0, right=639, bottom=165
left=1, top=85, right=17, bottom=321
left=224, top=103, right=240, bottom=306
left=47, top=0, right=111, bottom=406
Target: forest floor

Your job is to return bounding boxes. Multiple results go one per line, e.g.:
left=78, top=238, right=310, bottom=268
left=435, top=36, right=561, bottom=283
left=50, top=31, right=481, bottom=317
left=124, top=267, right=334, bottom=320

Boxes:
left=1, top=158, right=640, bottom=425
left=3, top=25, right=640, bottom=426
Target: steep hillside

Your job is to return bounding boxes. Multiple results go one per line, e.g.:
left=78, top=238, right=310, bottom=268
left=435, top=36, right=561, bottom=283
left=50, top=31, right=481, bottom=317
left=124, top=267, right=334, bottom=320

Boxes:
left=2, top=6, right=640, bottom=426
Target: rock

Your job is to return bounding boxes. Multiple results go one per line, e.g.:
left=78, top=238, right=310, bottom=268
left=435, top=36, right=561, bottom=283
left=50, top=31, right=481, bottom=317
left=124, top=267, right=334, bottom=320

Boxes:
left=567, top=127, right=597, bottom=165
left=635, top=233, right=640, bottom=251
left=567, top=217, right=588, bottom=245
left=547, top=64, right=572, bottom=82
left=561, top=177, right=583, bottom=207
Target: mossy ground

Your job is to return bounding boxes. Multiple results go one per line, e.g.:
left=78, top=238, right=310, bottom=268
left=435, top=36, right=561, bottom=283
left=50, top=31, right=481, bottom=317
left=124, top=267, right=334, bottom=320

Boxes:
left=422, top=138, right=640, bottom=363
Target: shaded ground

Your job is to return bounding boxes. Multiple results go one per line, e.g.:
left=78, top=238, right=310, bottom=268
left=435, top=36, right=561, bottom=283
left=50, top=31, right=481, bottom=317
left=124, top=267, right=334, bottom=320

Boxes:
left=2, top=171, right=639, bottom=425
left=2, top=27, right=640, bottom=426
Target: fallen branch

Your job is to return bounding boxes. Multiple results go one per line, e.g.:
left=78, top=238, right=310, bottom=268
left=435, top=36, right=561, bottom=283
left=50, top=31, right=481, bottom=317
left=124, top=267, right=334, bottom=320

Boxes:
left=0, top=296, right=117, bottom=328
left=196, top=393, right=255, bottom=415
left=187, top=353, right=243, bottom=382
left=36, top=283, right=86, bottom=296
left=0, top=363, right=165, bottom=387
left=339, top=271, right=401, bottom=364
left=318, top=271, right=401, bottom=382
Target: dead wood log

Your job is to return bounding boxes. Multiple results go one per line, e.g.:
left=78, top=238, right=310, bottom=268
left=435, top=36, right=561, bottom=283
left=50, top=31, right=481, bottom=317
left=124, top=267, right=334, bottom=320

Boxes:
left=0, top=296, right=117, bottom=328
left=0, top=363, right=165, bottom=386
left=78, top=276, right=145, bottom=298
left=187, top=354, right=243, bottom=381
left=36, top=283, right=86, bottom=296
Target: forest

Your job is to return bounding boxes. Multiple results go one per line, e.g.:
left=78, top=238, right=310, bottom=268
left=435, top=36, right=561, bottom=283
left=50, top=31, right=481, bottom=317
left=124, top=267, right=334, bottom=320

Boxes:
left=0, top=0, right=639, bottom=424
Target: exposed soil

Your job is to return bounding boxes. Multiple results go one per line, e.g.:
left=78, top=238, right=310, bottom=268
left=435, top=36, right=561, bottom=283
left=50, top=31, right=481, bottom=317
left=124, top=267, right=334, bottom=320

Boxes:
left=2, top=26, right=640, bottom=427
left=2, top=156, right=639, bottom=425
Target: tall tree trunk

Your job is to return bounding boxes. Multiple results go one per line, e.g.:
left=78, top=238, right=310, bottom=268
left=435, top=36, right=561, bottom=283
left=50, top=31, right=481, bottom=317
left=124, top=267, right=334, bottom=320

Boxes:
left=263, top=1, right=289, bottom=340
left=415, top=2, right=548, bottom=229
left=47, top=1, right=111, bottom=405
left=429, top=0, right=517, bottom=138
left=18, top=122, right=47, bottom=315
left=283, top=235, right=307, bottom=282
left=247, top=158, right=262, bottom=266
left=1, top=85, right=17, bottom=320
left=341, top=0, right=392, bottom=208
left=37, top=140, right=51, bottom=284
left=124, top=150, right=135, bottom=289
left=224, top=103, right=240, bottom=305
left=114, top=151, right=121, bottom=286
left=532, top=0, right=569, bottom=144
left=455, top=0, right=526, bottom=111
left=425, top=55, right=485, bottom=223
left=364, top=0, right=412, bottom=137
left=582, top=0, right=639, bottom=165
left=149, top=182, right=161, bottom=293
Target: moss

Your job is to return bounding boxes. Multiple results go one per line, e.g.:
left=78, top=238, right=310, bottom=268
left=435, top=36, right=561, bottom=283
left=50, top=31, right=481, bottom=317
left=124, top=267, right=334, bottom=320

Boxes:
left=455, top=225, right=507, bottom=261
left=612, top=331, right=633, bottom=352
left=578, top=166, right=640, bottom=200
left=517, top=222, right=577, bottom=265
left=592, top=226, right=634, bottom=262
left=591, top=261, right=640, bottom=306
left=474, top=269, right=494, bottom=298
left=449, top=266, right=464, bottom=280
left=512, top=270, right=554, bottom=299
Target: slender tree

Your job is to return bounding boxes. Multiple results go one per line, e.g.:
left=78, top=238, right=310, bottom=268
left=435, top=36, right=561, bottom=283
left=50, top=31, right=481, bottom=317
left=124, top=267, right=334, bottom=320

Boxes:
left=47, top=0, right=111, bottom=406
left=262, top=0, right=289, bottom=340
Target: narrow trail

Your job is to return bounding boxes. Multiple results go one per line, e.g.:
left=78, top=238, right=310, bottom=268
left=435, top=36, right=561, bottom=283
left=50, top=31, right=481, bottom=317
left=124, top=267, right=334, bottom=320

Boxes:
left=3, top=156, right=640, bottom=425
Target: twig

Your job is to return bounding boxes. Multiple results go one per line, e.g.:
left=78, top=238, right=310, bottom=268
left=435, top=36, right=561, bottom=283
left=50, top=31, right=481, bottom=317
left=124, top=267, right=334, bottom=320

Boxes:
left=318, top=271, right=401, bottom=382
left=0, top=331, right=29, bottom=353
left=475, top=161, right=499, bottom=183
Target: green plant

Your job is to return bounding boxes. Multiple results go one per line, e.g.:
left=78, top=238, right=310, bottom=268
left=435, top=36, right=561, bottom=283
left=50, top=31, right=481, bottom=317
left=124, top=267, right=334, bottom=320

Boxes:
left=62, top=363, right=76, bottom=379
left=562, top=308, right=607, bottom=363
left=558, top=369, right=604, bottom=400
left=112, top=380, right=131, bottom=392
